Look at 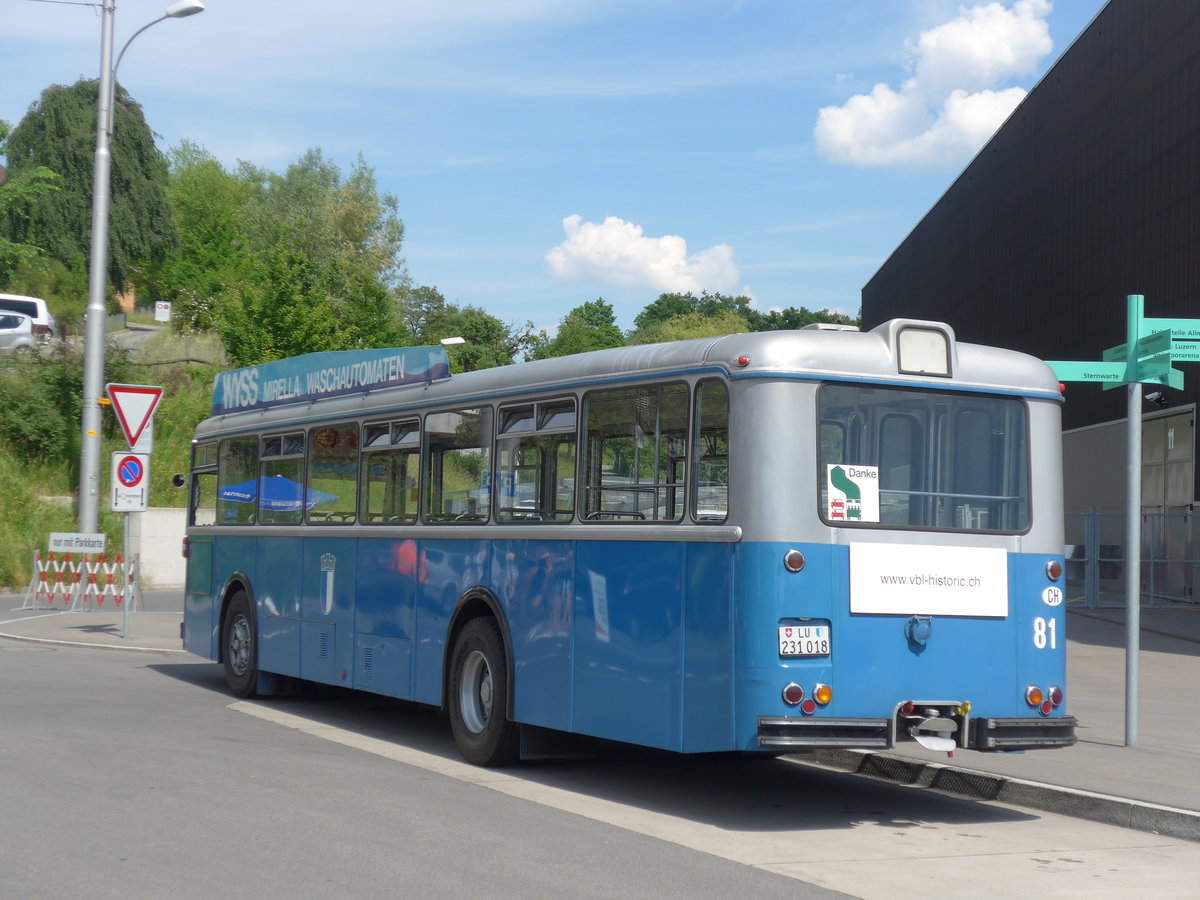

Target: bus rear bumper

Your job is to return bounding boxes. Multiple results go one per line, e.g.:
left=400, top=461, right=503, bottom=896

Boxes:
left=757, top=716, right=891, bottom=749
left=969, top=715, right=1077, bottom=751
left=756, top=714, right=1077, bottom=751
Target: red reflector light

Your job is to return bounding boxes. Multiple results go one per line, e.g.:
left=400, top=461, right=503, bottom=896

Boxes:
left=900, top=700, right=915, bottom=716
left=800, top=699, right=817, bottom=715
left=782, top=683, right=805, bottom=705
left=1040, top=700, right=1053, bottom=716
left=1046, top=559, right=1062, bottom=581
left=783, top=549, right=806, bottom=573
left=735, top=355, right=750, bottom=367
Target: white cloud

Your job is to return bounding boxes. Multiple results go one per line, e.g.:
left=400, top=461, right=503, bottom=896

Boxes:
left=546, top=215, right=739, bottom=293
left=814, top=0, right=1053, bottom=169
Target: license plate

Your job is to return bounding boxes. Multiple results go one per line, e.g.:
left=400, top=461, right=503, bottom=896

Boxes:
left=778, top=624, right=830, bottom=657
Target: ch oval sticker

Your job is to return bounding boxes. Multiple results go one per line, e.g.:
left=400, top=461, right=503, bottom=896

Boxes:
left=1042, top=586, right=1063, bottom=607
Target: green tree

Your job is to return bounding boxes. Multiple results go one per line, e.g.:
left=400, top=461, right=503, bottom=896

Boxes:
left=239, top=149, right=406, bottom=294
left=530, top=298, right=625, bottom=359
left=743, top=305, right=860, bottom=331
left=0, top=120, right=60, bottom=283
left=217, top=247, right=341, bottom=367
left=632, top=291, right=754, bottom=332
left=1, top=81, right=176, bottom=290
left=629, top=309, right=748, bottom=344
left=398, top=284, right=531, bottom=371
left=152, top=141, right=254, bottom=331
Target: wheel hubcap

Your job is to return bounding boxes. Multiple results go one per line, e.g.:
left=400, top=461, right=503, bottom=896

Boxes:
left=459, top=649, right=493, bottom=734
left=228, top=614, right=251, bottom=676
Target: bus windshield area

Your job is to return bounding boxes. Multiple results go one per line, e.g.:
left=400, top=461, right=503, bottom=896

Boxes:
left=819, top=384, right=1029, bottom=533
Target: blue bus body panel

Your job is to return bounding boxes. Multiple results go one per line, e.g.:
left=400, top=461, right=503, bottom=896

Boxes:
left=495, top=540, right=574, bottom=733
left=732, top=541, right=1069, bottom=750
left=572, top=540, right=683, bottom=750
left=298, top=538, right=356, bottom=686
left=414, top=538, right=491, bottom=707
left=255, top=538, right=302, bottom=679
left=189, top=533, right=1065, bottom=755
left=353, top=539, right=419, bottom=698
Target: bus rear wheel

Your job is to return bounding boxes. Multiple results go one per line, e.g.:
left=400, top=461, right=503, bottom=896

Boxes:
left=448, top=618, right=519, bottom=767
left=222, top=591, right=258, bottom=698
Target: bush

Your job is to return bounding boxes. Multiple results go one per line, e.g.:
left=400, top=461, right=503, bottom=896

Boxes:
left=0, top=368, right=69, bottom=458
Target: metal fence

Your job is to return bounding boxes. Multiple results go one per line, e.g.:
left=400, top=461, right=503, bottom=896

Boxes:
left=1065, top=510, right=1198, bottom=607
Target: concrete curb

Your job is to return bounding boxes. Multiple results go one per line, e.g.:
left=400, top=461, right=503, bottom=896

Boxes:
left=797, top=749, right=1200, bottom=843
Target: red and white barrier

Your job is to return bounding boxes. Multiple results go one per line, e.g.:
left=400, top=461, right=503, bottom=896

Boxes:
left=20, top=550, right=141, bottom=612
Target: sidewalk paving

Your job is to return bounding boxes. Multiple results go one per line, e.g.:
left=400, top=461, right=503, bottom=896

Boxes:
left=2, top=594, right=1198, bottom=840
left=809, top=604, right=1200, bottom=841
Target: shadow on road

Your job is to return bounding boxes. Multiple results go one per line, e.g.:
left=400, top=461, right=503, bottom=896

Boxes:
left=150, top=660, right=1038, bottom=836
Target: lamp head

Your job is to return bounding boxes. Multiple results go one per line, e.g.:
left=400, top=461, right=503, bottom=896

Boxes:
left=165, top=1, right=205, bottom=18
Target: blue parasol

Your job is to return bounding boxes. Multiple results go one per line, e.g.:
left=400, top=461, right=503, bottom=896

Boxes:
left=218, top=475, right=338, bottom=511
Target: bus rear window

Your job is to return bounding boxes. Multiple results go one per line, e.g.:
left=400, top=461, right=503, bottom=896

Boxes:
left=818, top=384, right=1029, bottom=533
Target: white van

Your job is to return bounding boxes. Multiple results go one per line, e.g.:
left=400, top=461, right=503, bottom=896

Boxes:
left=0, top=294, right=56, bottom=340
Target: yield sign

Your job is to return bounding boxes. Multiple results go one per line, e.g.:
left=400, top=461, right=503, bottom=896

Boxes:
left=106, top=383, right=163, bottom=449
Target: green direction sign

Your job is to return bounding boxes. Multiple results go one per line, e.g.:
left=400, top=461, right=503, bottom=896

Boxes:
left=1103, top=329, right=1172, bottom=364
left=1049, top=296, right=1196, bottom=390
left=1105, top=364, right=1185, bottom=391
left=1171, top=340, right=1200, bottom=362
left=1143, top=318, right=1200, bottom=341
left=1049, top=361, right=1125, bottom=383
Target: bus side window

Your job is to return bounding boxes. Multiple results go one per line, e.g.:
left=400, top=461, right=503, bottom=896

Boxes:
left=692, top=380, right=728, bottom=522
left=582, top=383, right=687, bottom=522
left=496, top=399, right=576, bottom=523
left=361, top=419, right=420, bottom=524
left=259, top=432, right=306, bottom=525
left=424, top=408, right=492, bottom=523
left=190, top=441, right=218, bottom=526
left=308, top=424, right=358, bottom=524
left=217, top=437, right=258, bottom=525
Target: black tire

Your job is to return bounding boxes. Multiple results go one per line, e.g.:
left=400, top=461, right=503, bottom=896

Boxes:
left=448, top=618, right=519, bottom=767
left=222, top=591, right=258, bottom=698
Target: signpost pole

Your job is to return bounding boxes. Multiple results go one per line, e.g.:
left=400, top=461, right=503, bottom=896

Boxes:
left=1124, top=294, right=1143, bottom=747
left=1046, top=292, right=1200, bottom=749
left=122, top=512, right=130, bottom=640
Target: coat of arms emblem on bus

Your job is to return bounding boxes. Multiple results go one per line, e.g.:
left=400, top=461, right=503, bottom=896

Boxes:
left=320, top=553, right=336, bottom=616
left=826, top=465, right=880, bottom=522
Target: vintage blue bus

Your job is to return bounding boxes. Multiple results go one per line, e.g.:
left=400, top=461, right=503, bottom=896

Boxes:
left=182, top=320, right=1075, bottom=765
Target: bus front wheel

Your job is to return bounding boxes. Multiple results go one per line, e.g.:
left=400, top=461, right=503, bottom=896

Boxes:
left=448, top=618, right=519, bottom=766
left=223, top=591, right=258, bottom=698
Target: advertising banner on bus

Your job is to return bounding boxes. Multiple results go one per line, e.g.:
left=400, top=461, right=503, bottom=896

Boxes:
left=211, top=346, right=451, bottom=415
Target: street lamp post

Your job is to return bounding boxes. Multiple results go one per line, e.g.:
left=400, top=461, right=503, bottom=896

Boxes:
left=78, top=0, right=205, bottom=533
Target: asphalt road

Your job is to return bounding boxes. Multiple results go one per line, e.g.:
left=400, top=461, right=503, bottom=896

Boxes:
left=3, top=638, right=1200, bottom=899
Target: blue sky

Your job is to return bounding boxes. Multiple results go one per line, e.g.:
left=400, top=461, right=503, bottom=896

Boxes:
left=2, top=0, right=1107, bottom=334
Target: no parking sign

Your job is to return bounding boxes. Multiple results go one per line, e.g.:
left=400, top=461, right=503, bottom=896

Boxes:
left=111, top=452, right=150, bottom=512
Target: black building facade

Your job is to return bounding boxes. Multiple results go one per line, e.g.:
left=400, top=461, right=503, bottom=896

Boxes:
left=862, top=0, right=1200, bottom=433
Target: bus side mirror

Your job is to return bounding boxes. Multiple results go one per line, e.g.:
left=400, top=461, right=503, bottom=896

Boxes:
left=171, top=473, right=186, bottom=488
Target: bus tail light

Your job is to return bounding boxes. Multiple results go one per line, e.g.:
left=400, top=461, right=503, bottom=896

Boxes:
left=1045, top=559, right=1062, bottom=581
left=813, top=683, right=832, bottom=706
left=1048, top=685, right=1064, bottom=707
left=181, top=537, right=190, bottom=559
left=1024, top=685, right=1043, bottom=707
left=782, top=683, right=805, bottom=705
